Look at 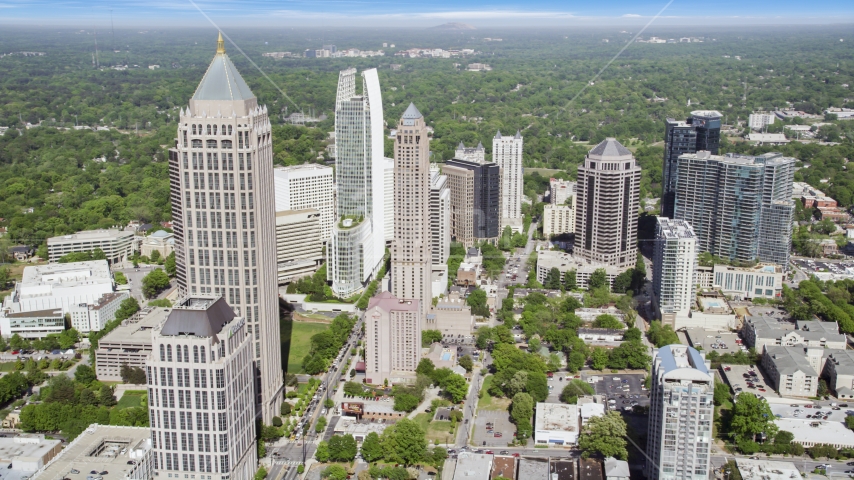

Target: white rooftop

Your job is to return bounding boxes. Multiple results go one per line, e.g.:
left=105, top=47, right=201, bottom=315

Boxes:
left=735, top=458, right=801, bottom=480
left=47, top=229, right=132, bottom=244
left=31, top=425, right=152, bottom=480
left=20, top=261, right=112, bottom=291
left=774, top=417, right=854, bottom=448
left=535, top=402, right=578, bottom=432
left=453, top=452, right=493, bottom=480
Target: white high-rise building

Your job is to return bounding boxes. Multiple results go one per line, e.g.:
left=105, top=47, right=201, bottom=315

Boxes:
left=384, top=157, right=395, bottom=244
left=327, top=68, right=386, bottom=298
left=454, top=141, right=485, bottom=163
left=652, top=218, right=698, bottom=324
left=748, top=112, right=775, bottom=131
left=430, top=165, right=451, bottom=266
left=493, top=130, right=524, bottom=232
left=273, top=163, right=334, bottom=241
left=392, top=103, right=432, bottom=320
left=645, top=345, right=713, bottom=480
left=147, top=296, right=257, bottom=480
left=542, top=203, right=575, bottom=237
left=169, top=33, right=283, bottom=422
left=549, top=178, right=575, bottom=205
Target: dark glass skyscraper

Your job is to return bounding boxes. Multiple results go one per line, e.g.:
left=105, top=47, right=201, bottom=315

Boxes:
left=443, top=158, right=500, bottom=244
left=661, top=110, right=722, bottom=217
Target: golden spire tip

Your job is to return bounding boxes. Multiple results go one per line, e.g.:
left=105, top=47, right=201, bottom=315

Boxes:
left=216, top=32, right=225, bottom=54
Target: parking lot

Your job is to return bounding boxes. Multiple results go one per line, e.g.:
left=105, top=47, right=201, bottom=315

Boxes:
left=471, top=409, right=515, bottom=448
left=684, top=328, right=743, bottom=355
left=769, top=403, right=853, bottom=422
left=720, top=364, right=780, bottom=399
left=583, top=373, right=649, bottom=413
left=793, top=258, right=854, bottom=274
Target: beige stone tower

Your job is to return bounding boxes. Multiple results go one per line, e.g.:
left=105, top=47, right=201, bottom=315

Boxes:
left=391, top=103, right=432, bottom=320
left=169, top=33, right=283, bottom=423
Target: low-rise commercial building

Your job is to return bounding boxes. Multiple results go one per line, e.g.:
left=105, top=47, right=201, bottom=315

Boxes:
left=577, top=328, right=624, bottom=344
left=712, top=264, right=783, bottom=300
left=743, top=316, right=845, bottom=351
left=275, top=208, right=324, bottom=284
left=69, top=291, right=130, bottom=334
left=47, top=229, right=134, bottom=264
left=95, top=307, right=168, bottom=381
left=1, top=260, right=114, bottom=316
left=761, top=345, right=821, bottom=397
left=425, top=293, right=474, bottom=338
left=735, top=459, right=800, bottom=480
left=518, top=457, right=550, bottom=480
left=604, top=458, right=629, bottom=480
left=534, top=403, right=579, bottom=446
left=0, top=434, right=62, bottom=473
left=492, top=456, right=517, bottom=480
left=31, top=425, right=153, bottom=480
left=453, top=452, right=493, bottom=480
left=774, top=418, right=854, bottom=449
left=536, top=250, right=625, bottom=290
left=0, top=308, right=64, bottom=339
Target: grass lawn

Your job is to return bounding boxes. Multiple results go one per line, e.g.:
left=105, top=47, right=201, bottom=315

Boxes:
left=525, top=167, right=564, bottom=176
left=0, top=362, right=18, bottom=372
left=283, top=320, right=330, bottom=374
left=117, top=391, right=147, bottom=409
left=477, top=375, right=511, bottom=411
left=412, top=413, right=455, bottom=444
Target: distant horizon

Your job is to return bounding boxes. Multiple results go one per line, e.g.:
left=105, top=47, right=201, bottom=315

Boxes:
left=0, top=0, right=852, bottom=28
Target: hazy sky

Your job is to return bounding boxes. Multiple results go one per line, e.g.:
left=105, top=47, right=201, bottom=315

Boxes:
left=1, top=0, right=853, bottom=27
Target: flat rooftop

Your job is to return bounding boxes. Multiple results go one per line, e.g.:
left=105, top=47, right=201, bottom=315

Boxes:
left=98, top=308, right=169, bottom=346
left=736, top=459, right=800, bottom=480
left=0, top=435, right=60, bottom=469
left=517, top=457, right=550, bottom=480
left=20, top=261, right=112, bottom=288
left=32, top=425, right=151, bottom=480
left=535, top=403, right=578, bottom=432
left=536, top=250, right=623, bottom=274
left=453, top=452, right=493, bottom=480
left=774, top=417, right=854, bottom=447
left=657, top=218, right=697, bottom=240
left=47, top=229, right=133, bottom=244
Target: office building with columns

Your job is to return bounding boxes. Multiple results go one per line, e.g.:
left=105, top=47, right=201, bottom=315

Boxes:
left=168, top=33, right=283, bottom=422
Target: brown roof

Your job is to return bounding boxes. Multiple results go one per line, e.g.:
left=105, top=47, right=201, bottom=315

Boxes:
left=491, top=456, right=517, bottom=480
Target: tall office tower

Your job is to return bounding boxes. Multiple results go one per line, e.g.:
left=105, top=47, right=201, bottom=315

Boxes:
left=391, top=103, right=432, bottom=318
left=429, top=166, right=451, bottom=265
left=673, top=151, right=795, bottom=266
left=147, top=296, right=256, bottom=479
left=443, top=158, right=501, bottom=246
left=661, top=110, right=722, bottom=217
left=384, top=157, right=395, bottom=244
left=454, top=141, right=486, bottom=163
left=273, top=163, right=334, bottom=241
left=364, top=291, right=420, bottom=384
left=645, top=345, right=714, bottom=480
left=574, top=138, right=641, bottom=269
left=169, top=34, right=282, bottom=422
left=327, top=68, right=386, bottom=297
left=549, top=178, right=575, bottom=205
left=274, top=209, right=323, bottom=285
left=652, top=218, right=698, bottom=324
left=493, top=130, right=524, bottom=232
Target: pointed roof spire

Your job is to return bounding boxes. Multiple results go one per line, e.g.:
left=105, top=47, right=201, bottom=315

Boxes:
left=495, top=130, right=502, bottom=139
left=216, top=32, right=226, bottom=54
left=515, top=130, right=522, bottom=139
left=476, top=141, right=484, bottom=150
left=402, top=102, right=422, bottom=119
left=458, top=141, right=465, bottom=149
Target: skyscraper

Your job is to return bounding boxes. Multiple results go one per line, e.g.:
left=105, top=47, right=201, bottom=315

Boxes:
left=645, top=345, right=713, bottom=480
left=327, top=68, right=386, bottom=298
left=574, top=138, right=641, bottom=269
left=147, top=296, right=257, bottom=479
left=652, top=218, right=698, bottom=324
left=493, top=130, right=524, bottom=233
left=661, top=110, right=722, bottom=218
left=273, top=163, right=334, bottom=241
left=443, top=158, right=500, bottom=246
left=391, top=103, right=432, bottom=318
left=672, top=151, right=795, bottom=266
left=169, top=33, right=282, bottom=422
left=429, top=166, right=451, bottom=266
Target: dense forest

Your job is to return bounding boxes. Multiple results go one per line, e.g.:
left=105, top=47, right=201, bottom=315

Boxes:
left=1, top=25, right=853, bottom=248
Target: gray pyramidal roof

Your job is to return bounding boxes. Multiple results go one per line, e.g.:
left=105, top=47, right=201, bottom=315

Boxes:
left=494, top=130, right=502, bottom=139
left=515, top=130, right=522, bottom=139
left=589, top=137, right=632, bottom=157
left=161, top=297, right=235, bottom=337
left=192, top=52, right=255, bottom=102
left=402, top=102, right=422, bottom=119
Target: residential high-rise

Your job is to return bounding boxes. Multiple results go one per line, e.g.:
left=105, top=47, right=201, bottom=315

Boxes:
left=493, top=130, right=524, bottom=232
left=542, top=202, right=575, bottom=237
left=672, top=151, right=795, bottom=266
left=147, top=296, right=256, bottom=479
left=327, top=68, right=386, bottom=298
left=384, top=157, right=395, bottom=244
left=661, top=110, right=722, bottom=217
left=549, top=178, right=575, bottom=205
left=652, top=218, right=698, bottom=324
left=574, top=138, right=641, bottom=269
left=273, top=163, right=334, bottom=241
left=364, top=291, right=420, bottom=384
left=443, top=158, right=501, bottom=246
left=645, top=345, right=714, bottom=480
left=391, top=103, right=432, bottom=318
left=169, top=33, right=283, bottom=422
left=430, top=166, right=451, bottom=265
left=454, top=141, right=486, bottom=163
